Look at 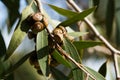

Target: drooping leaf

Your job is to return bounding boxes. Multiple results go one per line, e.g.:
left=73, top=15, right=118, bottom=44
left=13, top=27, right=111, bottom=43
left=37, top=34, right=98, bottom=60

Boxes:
left=106, top=0, right=114, bottom=38
left=98, top=61, right=107, bottom=77
left=1, top=0, right=20, bottom=31
left=5, top=1, right=35, bottom=60
left=63, top=37, right=83, bottom=80
left=68, top=32, right=88, bottom=38
left=52, top=50, right=71, bottom=68
left=48, top=4, right=78, bottom=18
left=73, top=41, right=103, bottom=50
left=36, top=30, right=50, bottom=79
left=58, top=7, right=96, bottom=27
left=0, top=31, right=6, bottom=60
left=84, top=66, right=106, bottom=80
left=51, top=66, right=69, bottom=80
left=49, top=4, right=96, bottom=27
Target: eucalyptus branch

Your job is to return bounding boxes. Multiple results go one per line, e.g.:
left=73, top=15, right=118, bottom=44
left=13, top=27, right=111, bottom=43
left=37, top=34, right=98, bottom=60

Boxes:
left=66, top=0, right=120, bottom=79
left=66, top=0, right=120, bottom=55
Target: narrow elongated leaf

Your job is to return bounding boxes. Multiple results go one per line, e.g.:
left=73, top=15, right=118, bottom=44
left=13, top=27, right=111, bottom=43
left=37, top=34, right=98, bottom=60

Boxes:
left=106, top=0, right=114, bottom=38
left=36, top=30, right=50, bottom=79
left=73, top=41, right=103, bottom=50
left=98, top=61, right=107, bottom=77
left=52, top=50, right=71, bottom=68
left=51, top=66, right=69, bottom=80
left=5, top=1, right=35, bottom=60
left=68, top=32, right=88, bottom=38
left=63, top=37, right=83, bottom=80
left=84, top=66, right=106, bottom=80
left=49, top=4, right=96, bottom=27
left=0, top=31, right=6, bottom=60
left=48, top=4, right=77, bottom=18
left=59, top=7, right=96, bottom=27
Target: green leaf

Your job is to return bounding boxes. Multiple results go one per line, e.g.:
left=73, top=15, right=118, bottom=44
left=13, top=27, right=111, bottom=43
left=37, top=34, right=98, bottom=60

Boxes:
left=49, top=4, right=96, bottom=27
left=52, top=50, right=71, bottom=68
left=48, top=4, right=78, bottom=18
left=5, top=1, right=35, bottom=60
left=68, top=32, right=88, bottom=38
left=1, top=0, right=20, bottom=31
left=63, top=37, right=83, bottom=80
left=36, top=30, right=50, bottom=79
left=51, top=66, right=69, bottom=80
left=0, top=31, right=6, bottom=60
left=1, top=51, right=33, bottom=77
left=98, top=61, right=107, bottom=77
left=106, top=0, right=114, bottom=38
left=73, top=41, right=103, bottom=50
left=84, top=66, right=106, bottom=80
left=59, top=7, right=96, bottom=27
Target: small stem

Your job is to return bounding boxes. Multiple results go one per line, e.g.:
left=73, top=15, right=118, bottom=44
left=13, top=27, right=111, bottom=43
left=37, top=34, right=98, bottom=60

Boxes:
left=34, top=0, right=42, bottom=12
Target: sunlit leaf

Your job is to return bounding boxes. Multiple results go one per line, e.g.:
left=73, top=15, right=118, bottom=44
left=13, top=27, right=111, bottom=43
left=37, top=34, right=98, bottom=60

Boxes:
left=51, top=66, right=69, bottom=80
left=63, top=37, right=83, bottom=80
left=73, top=41, right=103, bottom=50
left=98, top=61, right=107, bottom=77
left=84, top=66, right=106, bottom=80
left=5, top=1, right=35, bottom=60
left=49, top=4, right=96, bottom=27
left=1, top=0, right=20, bottom=31
left=68, top=32, right=88, bottom=38
left=0, top=31, right=6, bottom=60
left=36, top=30, right=50, bottom=79
left=59, top=7, right=96, bottom=27
left=48, top=4, right=77, bottom=18
left=106, top=0, right=114, bottom=38
left=52, top=50, right=71, bottom=68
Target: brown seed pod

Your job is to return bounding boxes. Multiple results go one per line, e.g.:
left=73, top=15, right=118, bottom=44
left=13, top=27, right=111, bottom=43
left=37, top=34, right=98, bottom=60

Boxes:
left=52, top=26, right=67, bottom=44
left=42, top=16, right=48, bottom=27
left=31, top=22, right=44, bottom=34
left=32, top=12, right=43, bottom=22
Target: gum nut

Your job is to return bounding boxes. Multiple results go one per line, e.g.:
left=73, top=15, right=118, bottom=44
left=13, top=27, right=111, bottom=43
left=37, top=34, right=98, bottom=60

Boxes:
left=32, top=12, right=43, bottom=22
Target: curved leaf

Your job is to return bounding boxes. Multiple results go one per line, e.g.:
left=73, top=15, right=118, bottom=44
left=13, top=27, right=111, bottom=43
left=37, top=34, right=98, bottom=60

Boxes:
left=5, top=1, right=35, bottom=60
left=49, top=4, right=96, bottom=27
left=36, top=30, right=50, bottom=79
left=59, top=7, right=96, bottom=27
left=48, top=4, right=77, bottom=18
left=0, top=31, right=6, bottom=60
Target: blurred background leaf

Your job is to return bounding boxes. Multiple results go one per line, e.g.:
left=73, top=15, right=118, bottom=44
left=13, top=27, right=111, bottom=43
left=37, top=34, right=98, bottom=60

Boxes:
left=5, top=1, right=35, bottom=60
left=1, top=0, right=20, bottom=32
